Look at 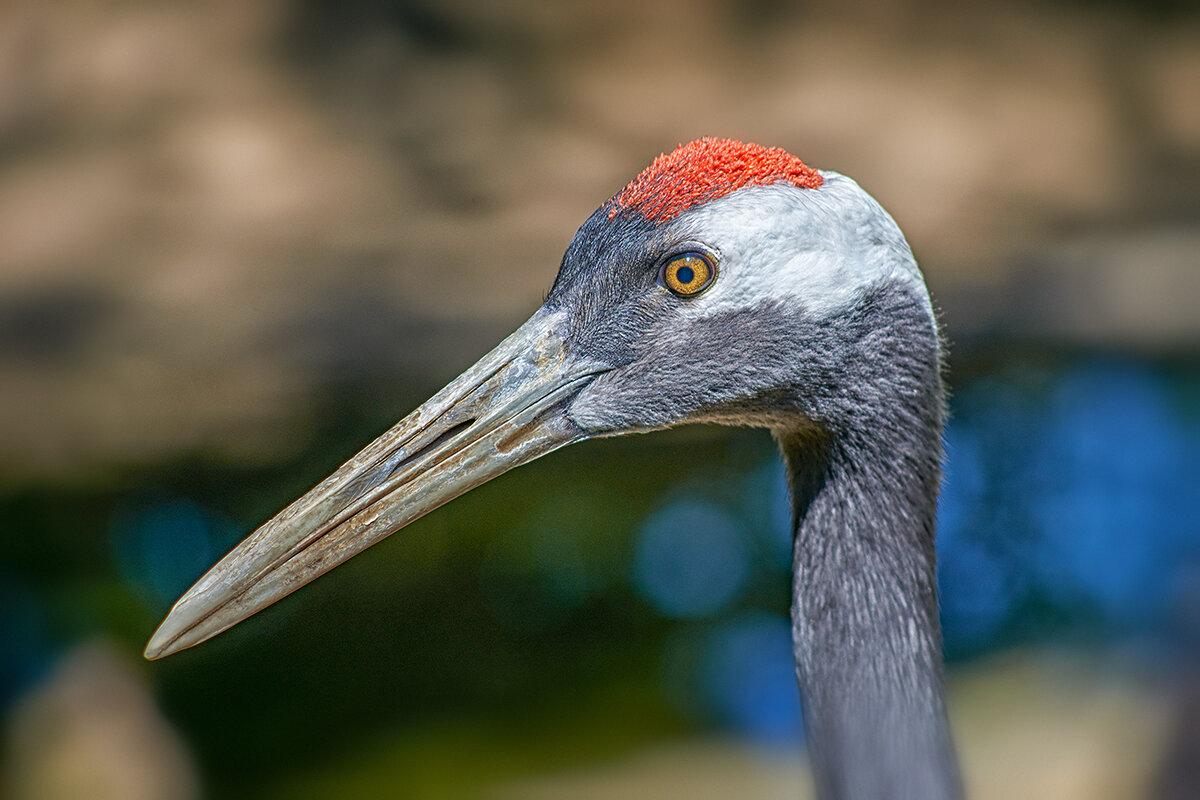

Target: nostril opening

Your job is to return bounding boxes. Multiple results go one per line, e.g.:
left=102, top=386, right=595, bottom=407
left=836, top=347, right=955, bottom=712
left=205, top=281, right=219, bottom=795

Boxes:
left=387, top=418, right=475, bottom=479
left=426, top=419, right=475, bottom=452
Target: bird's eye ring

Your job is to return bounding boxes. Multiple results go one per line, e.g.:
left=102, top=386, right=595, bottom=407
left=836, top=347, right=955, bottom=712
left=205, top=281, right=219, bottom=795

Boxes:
left=660, top=252, right=716, bottom=297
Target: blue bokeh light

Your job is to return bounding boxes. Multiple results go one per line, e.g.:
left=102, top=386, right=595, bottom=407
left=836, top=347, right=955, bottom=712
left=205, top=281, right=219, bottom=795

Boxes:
left=738, top=458, right=793, bottom=570
left=632, top=499, right=751, bottom=619
left=936, top=357, right=1200, bottom=652
left=697, top=612, right=803, bottom=744
left=109, top=497, right=229, bottom=608
left=1027, top=361, right=1195, bottom=626
left=662, top=612, right=803, bottom=744
left=937, top=420, right=1018, bottom=648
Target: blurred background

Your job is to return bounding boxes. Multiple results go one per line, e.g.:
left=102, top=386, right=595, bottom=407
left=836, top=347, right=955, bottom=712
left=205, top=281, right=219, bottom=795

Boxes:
left=1, top=0, right=1197, bottom=797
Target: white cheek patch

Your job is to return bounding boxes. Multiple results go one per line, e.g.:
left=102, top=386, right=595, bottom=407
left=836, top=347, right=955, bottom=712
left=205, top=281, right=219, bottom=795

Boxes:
left=671, top=173, right=934, bottom=323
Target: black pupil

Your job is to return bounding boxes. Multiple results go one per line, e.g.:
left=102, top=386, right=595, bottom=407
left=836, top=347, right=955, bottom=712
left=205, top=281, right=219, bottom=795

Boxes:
left=676, top=264, right=695, bottom=284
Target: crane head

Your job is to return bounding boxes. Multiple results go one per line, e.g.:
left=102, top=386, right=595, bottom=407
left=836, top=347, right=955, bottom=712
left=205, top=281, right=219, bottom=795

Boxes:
left=145, top=138, right=934, bottom=659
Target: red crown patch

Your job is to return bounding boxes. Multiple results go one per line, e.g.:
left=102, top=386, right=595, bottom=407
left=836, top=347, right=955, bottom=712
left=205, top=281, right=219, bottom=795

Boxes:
left=610, top=138, right=823, bottom=223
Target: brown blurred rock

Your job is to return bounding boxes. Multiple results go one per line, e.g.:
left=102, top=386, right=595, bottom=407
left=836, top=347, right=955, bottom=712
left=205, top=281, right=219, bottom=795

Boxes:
left=2, top=641, right=199, bottom=800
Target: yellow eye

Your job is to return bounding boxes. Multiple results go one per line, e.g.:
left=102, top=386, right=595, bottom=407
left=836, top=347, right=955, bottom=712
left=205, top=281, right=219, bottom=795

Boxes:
left=661, top=252, right=716, bottom=297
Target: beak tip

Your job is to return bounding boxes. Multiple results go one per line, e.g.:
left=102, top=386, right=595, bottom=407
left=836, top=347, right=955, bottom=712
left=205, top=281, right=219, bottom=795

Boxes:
left=144, top=620, right=181, bottom=660
left=144, top=600, right=202, bottom=660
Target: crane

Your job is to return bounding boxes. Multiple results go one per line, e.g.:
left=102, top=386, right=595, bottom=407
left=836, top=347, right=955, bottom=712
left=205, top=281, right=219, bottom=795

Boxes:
left=145, top=138, right=962, bottom=799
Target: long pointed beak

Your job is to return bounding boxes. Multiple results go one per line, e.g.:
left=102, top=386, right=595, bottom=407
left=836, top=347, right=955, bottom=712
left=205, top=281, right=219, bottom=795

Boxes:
left=145, top=308, right=604, bottom=659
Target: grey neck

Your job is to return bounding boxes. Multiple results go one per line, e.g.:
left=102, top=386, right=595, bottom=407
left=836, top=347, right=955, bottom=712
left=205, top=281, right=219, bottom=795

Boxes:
left=779, top=406, right=961, bottom=800
left=770, top=276, right=962, bottom=799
